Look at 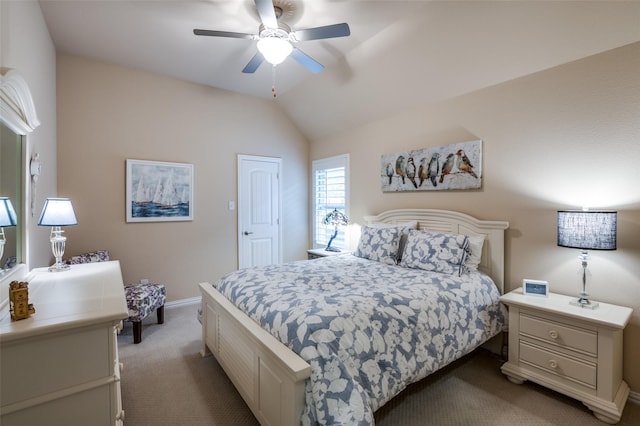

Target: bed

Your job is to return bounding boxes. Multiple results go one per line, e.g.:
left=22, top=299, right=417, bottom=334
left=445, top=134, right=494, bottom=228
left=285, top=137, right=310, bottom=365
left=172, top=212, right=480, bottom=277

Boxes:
left=199, top=209, right=509, bottom=426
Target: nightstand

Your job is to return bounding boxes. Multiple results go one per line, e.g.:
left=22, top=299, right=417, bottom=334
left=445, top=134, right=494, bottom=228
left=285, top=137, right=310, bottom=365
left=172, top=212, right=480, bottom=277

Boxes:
left=307, top=248, right=352, bottom=260
left=500, top=289, right=632, bottom=424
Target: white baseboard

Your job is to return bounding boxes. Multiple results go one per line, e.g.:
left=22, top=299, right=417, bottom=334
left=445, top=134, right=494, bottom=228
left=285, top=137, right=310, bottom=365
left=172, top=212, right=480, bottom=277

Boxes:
left=166, top=296, right=201, bottom=308
left=629, top=390, right=640, bottom=405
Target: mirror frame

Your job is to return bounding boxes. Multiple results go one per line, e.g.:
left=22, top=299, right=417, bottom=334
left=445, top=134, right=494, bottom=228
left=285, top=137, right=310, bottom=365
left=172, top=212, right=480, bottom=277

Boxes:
left=0, top=68, right=40, bottom=308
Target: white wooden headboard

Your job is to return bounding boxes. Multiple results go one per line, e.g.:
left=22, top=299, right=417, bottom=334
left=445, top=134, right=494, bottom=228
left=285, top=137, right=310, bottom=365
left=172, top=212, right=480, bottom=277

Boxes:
left=363, top=209, right=509, bottom=294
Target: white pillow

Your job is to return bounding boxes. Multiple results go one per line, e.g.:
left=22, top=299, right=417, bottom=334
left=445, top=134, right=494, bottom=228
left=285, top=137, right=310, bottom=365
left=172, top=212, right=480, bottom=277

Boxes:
left=464, top=234, right=485, bottom=272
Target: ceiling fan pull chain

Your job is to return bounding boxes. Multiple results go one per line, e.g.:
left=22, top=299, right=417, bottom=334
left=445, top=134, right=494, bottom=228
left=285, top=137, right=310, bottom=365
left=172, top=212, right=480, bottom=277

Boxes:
left=271, top=65, right=277, bottom=98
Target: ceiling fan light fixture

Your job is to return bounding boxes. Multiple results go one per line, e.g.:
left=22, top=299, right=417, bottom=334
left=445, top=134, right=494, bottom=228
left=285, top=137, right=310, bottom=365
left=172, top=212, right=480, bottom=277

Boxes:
left=257, top=37, right=293, bottom=65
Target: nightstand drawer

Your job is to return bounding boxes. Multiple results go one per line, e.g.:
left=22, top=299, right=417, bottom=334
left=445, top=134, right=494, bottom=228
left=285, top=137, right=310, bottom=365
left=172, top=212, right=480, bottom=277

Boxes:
left=520, top=341, right=596, bottom=388
left=520, top=313, right=597, bottom=356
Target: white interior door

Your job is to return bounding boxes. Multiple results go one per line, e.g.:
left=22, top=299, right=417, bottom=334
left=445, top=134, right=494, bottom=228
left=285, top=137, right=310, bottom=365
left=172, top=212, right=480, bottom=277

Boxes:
left=237, top=155, right=281, bottom=269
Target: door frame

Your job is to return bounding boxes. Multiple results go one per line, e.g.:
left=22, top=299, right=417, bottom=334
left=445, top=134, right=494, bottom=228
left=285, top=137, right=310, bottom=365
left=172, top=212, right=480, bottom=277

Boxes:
left=237, top=154, right=282, bottom=269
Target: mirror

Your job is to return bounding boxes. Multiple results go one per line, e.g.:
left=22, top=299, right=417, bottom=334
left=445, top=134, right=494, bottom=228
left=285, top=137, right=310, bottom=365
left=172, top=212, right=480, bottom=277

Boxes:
left=1, top=121, right=22, bottom=270
left=0, top=68, right=40, bottom=289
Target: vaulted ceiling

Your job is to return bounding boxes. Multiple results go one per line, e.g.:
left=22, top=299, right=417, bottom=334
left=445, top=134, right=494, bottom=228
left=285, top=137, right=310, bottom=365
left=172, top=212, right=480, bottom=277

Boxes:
left=39, top=0, right=640, bottom=141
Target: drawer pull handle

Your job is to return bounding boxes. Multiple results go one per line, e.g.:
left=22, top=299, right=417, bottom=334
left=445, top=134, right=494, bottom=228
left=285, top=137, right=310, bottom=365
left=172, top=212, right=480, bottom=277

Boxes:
left=549, top=359, right=558, bottom=369
left=548, top=330, right=559, bottom=339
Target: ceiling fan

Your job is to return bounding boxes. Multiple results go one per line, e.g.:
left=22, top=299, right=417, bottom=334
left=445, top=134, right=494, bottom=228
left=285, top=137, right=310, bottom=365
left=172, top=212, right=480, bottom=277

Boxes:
left=193, top=0, right=350, bottom=74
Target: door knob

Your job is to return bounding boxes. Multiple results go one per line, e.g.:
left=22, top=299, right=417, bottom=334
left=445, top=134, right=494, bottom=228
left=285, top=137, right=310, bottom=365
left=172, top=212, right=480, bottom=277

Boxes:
left=243, top=231, right=254, bottom=235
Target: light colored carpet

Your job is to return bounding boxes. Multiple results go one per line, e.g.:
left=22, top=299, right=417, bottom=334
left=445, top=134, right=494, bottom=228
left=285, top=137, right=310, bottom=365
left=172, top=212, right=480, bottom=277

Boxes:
left=118, top=304, right=640, bottom=425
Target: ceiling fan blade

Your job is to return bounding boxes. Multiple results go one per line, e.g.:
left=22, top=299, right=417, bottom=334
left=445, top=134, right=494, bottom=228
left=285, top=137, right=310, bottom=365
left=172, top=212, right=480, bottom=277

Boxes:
left=242, top=52, right=265, bottom=74
left=290, top=48, right=324, bottom=74
left=254, top=0, right=278, bottom=29
left=294, top=23, right=350, bottom=41
left=194, top=29, right=254, bottom=39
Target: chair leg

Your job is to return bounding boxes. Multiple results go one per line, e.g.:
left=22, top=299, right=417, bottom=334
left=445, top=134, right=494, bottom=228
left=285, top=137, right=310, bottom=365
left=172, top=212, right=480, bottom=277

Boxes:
left=133, top=321, right=142, bottom=344
left=157, top=305, right=165, bottom=324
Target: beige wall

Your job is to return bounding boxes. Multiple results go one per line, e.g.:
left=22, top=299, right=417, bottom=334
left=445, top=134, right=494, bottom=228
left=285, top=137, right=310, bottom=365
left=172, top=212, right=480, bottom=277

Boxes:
left=56, top=55, right=309, bottom=302
left=311, top=43, right=640, bottom=391
left=1, top=0, right=58, bottom=270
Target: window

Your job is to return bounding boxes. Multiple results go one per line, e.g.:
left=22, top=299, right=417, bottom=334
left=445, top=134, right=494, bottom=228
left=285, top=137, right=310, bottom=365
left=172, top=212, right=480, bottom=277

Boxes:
left=312, top=154, right=350, bottom=250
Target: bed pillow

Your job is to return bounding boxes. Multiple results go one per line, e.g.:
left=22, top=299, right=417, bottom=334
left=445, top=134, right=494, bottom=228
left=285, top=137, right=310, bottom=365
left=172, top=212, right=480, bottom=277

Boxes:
left=354, top=225, right=402, bottom=265
left=464, top=234, right=485, bottom=272
left=399, top=230, right=469, bottom=275
left=369, top=221, right=418, bottom=262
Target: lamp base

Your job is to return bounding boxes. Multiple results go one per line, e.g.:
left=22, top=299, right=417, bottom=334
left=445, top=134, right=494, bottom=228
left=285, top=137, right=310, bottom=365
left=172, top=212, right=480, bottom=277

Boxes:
left=48, top=228, right=69, bottom=272
left=325, top=246, right=341, bottom=252
left=570, top=299, right=599, bottom=310
left=48, top=263, right=70, bottom=272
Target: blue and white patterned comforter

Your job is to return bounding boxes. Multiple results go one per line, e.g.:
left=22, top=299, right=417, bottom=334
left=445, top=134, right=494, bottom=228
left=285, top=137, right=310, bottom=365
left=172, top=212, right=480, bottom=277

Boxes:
left=214, top=254, right=506, bottom=426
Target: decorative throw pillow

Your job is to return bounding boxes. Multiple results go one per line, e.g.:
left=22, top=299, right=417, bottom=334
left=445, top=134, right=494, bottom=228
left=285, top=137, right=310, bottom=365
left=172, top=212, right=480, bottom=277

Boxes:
left=354, top=225, right=402, bottom=265
left=65, top=250, right=111, bottom=265
left=368, top=221, right=418, bottom=262
left=464, top=234, right=485, bottom=272
left=400, top=230, right=469, bottom=275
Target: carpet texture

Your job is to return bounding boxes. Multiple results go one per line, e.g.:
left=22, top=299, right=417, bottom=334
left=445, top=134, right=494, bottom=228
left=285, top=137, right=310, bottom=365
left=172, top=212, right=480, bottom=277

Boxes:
left=118, top=304, right=639, bottom=425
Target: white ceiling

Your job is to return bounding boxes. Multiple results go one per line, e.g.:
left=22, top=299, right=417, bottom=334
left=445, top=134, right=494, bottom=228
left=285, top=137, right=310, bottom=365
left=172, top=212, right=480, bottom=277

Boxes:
left=39, top=0, right=640, bottom=141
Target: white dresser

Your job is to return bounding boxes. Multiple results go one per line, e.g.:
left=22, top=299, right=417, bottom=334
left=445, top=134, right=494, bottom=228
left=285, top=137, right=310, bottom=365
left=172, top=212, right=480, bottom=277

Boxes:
left=500, top=289, right=632, bottom=424
left=0, top=261, right=129, bottom=426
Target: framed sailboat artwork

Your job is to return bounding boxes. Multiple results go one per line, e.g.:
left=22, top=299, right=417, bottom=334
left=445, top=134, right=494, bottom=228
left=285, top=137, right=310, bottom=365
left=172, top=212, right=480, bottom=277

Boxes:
left=126, top=159, right=194, bottom=222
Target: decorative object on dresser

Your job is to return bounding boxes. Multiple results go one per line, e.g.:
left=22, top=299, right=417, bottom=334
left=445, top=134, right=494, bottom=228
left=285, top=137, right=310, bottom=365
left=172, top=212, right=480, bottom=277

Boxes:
left=0, top=261, right=128, bottom=426
left=322, top=208, right=349, bottom=251
left=557, top=209, right=617, bottom=309
left=0, top=197, right=17, bottom=267
left=37, top=197, right=78, bottom=272
left=500, top=289, right=632, bottom=424
left=8, top=281, right=35, bottom=320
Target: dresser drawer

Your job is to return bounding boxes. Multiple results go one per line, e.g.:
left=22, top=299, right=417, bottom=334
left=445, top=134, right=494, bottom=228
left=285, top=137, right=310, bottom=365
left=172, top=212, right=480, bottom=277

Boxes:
left=520, top=313, right=597, bottom=356
left=520, top=341, right=596, bottom=388
left=1, top=326, right=112, bottom=406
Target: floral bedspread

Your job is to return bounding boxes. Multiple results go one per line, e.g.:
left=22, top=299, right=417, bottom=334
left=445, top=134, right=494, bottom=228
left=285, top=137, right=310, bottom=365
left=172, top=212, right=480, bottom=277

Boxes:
left=214, top=254, right=506, bottom=426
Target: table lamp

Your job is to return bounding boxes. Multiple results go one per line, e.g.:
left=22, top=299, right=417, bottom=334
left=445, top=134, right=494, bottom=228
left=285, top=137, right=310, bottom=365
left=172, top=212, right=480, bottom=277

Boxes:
left=38, top=198, right=77, bottom=272
left=557, top=209, right=617, bottom=309
left=323, top=209, right=349, bottom=252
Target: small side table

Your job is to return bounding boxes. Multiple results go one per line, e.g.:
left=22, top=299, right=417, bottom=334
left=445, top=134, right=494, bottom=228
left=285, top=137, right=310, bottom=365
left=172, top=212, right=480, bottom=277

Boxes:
left=307, top=248, right=352, bottom=260
left=500, top=289, right=632, bottom=424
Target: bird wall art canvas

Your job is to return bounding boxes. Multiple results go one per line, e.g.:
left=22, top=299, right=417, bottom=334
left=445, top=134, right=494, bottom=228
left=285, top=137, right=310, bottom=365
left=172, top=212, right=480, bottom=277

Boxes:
left=381, top=140, right=482, bottom=192
left=126, top=159, right=194, bottom=222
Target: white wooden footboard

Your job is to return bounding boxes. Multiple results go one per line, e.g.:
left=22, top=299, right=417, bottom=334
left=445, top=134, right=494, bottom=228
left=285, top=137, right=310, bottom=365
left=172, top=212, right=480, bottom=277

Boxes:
left=199, top=282, right=311, bottom=426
